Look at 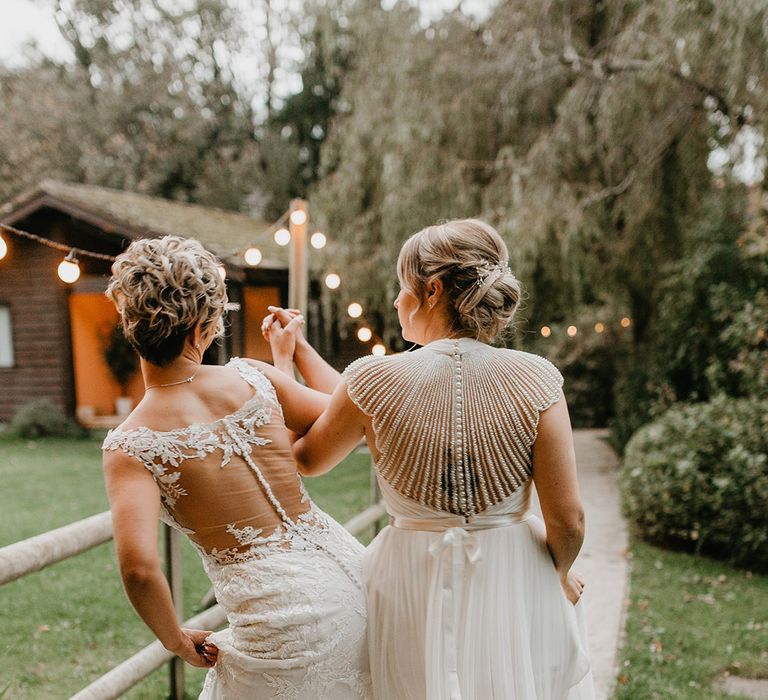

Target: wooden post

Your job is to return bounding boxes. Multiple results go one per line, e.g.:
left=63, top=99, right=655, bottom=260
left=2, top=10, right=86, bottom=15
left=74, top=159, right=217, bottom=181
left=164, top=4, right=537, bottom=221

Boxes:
left=288, top=199, right=308, bottom=313
left=164, top=525, right=185, bottom=699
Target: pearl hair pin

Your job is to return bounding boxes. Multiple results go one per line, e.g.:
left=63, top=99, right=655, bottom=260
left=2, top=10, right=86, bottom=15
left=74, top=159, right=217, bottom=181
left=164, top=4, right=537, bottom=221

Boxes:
left=476, top=262, right=512, bottom=287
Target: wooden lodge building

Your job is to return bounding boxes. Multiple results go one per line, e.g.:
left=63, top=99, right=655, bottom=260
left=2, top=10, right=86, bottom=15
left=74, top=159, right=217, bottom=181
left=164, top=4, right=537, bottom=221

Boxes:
left=0, top=180, right=357, bottom=425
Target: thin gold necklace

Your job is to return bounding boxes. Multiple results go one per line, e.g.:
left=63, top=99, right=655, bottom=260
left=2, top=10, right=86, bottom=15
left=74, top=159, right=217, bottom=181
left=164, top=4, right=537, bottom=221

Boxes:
left=145, top=368, right=199, bottom=390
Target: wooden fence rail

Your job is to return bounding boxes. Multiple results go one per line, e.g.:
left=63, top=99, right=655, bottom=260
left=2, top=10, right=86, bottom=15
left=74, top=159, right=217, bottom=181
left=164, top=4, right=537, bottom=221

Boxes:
left=0, top=452, right=386, bottom=699
left=0, top=511, right=113, bottom=585
left=68, top=502, right=386, bottom=699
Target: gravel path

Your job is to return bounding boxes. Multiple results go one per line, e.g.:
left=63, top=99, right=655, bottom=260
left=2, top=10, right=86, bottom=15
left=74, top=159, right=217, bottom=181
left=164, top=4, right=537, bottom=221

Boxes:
left=531, top=428, right=629, bottom=700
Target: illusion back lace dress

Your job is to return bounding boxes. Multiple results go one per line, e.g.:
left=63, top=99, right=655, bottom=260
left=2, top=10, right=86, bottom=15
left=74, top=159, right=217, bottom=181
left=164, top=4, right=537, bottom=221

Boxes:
left=103, top=358, right=371, bottom=699
left=344, top=338, right=594, bottom=700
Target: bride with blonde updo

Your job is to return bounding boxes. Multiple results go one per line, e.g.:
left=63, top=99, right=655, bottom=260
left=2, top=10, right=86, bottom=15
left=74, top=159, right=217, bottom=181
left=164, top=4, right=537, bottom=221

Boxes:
left=265, top=219, right=595, bottom=699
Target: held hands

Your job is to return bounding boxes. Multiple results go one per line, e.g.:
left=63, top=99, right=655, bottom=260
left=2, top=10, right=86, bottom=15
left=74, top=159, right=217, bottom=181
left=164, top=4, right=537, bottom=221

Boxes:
left=560, top=569, right=586, bottom=606
left=261, top=306, right=305, bottom=363
left=170, top=628, right=219, bottom=668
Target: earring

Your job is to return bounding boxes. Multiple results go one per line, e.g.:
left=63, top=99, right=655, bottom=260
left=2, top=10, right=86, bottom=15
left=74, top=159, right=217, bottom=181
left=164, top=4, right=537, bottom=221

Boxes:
left=428, top=300, right=434, bottom=310
left=195, top=342, right=201, bottom=349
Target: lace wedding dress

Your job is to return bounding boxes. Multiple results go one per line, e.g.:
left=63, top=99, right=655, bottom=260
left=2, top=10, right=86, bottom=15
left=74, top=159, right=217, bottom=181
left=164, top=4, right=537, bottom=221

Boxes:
left=344, top=338, right=595, bottom=700
left=103, top=358, right=371, bottom=699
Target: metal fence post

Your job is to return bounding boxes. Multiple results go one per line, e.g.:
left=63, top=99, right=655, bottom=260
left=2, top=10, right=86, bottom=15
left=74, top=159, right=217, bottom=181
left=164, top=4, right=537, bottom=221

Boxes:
left=164, top=524, right=185, bottom=700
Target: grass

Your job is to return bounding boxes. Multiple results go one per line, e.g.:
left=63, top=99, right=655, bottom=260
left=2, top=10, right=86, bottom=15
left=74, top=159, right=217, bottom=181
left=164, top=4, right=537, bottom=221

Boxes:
left=0, top=434, right=374, bottom=699
left=615, top=537, right=768, bottom=699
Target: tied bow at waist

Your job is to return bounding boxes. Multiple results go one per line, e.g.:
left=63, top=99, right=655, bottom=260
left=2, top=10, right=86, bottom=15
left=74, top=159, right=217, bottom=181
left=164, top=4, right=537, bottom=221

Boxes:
left=390, top=512, right=532, bottom=700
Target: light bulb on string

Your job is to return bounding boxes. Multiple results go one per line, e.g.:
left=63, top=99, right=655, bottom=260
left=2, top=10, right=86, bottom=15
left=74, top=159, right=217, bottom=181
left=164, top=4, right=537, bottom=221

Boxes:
left=594, top=322, right=605, bottom=333
left=540, top=326, right=551, bottom=338
left=371, top=344, right=386, bottom=356
left=620, top=317, right=631, bottom=328
left=290, top=210, right=307, bottom=226
left=0, top=233, right=7, bottom=261
left=274, top=228, right=291, bottom=246
left=348, top=302, right=363, bottom=318
left=567, top=325, right=578, bottom=337
left=244, top=247, right=262, bottom=266
left=325, top=273, right=341, bottom=290
left=310, top=232, right=327, bottom=249
left=357, top=327, right=372, bottom=342
left=58, top=250, right=81, bottom=284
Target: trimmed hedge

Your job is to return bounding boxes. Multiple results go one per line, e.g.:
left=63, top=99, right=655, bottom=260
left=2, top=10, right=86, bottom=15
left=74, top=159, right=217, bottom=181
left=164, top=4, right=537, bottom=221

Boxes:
left=621, top=395, right=768, bottom=571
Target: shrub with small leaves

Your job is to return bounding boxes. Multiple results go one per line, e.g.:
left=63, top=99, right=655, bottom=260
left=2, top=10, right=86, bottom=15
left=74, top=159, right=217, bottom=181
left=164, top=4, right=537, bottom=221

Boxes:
left=9, top=399, right=82, bottom=439
left=621, top=394, right=768, bottom=571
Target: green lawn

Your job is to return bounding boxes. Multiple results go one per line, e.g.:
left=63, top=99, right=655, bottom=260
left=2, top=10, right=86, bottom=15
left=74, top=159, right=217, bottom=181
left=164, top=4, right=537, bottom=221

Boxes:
left=615, top=538, right=768, bottom=699
left=0, top=434, right=374, bottom=699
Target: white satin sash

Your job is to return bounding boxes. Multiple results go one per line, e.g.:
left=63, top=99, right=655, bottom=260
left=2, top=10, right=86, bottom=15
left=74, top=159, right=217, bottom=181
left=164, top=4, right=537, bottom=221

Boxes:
left=390, top=512, right=533, bottom=700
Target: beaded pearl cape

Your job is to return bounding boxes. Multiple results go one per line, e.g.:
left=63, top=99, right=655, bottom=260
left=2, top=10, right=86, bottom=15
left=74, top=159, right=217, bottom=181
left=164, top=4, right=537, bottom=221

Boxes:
left=343, top=338, right=564, bottom=516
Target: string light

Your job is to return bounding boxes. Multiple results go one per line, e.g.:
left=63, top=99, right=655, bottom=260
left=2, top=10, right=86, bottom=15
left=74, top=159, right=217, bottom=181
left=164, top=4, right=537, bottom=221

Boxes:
left=274, top=228, right=291, bottom=246
left=289, top=210, right=307, bottom=226
left=325, top=273, right=341, bottom=290
left=348, top=302, right=363, bottom=318
left=0, top=233, right=7, bottom=261
left=371, top=343, right=386, bottom=356
left=310, top=232, right=327, bottom=249
left=357, top=327, right=372, bottom=342
left=243, top=247, right=262, bottom=266
left=540, top=326, right=551, bottom=338
left=57, top=250, right=81, bottom=284
left=567, top=325, right=578, bottom=337
left=594, top=322, right=605, bottom=333
left=620, top=317, right=631, bottom=328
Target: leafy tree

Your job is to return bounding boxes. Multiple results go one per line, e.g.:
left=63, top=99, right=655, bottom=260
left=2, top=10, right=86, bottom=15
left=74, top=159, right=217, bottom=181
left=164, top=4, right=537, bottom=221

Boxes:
left=310, top=0, right=768, bottom=353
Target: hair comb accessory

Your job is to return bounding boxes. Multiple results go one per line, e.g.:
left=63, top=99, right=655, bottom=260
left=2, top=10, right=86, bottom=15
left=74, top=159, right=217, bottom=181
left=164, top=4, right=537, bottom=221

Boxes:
left=476, top=261, right=513, bottom=288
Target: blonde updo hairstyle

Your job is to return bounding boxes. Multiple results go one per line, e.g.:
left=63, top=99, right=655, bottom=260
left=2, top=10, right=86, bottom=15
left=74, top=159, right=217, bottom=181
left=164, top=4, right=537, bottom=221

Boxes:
left=397, top=219, right=522, bottom=343
left=106, top=236, right=227, bottom=367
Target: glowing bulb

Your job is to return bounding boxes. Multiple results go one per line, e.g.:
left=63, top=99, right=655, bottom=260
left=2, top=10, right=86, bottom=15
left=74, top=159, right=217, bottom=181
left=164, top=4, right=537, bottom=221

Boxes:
left=540, top=326, right=551, bottom=338
left=325, top=273, right=341, bottom=290
left=274, top=228, right=291, bottom=246
left=57, top=251, right=80, bottom=284
left=310, top=231, right=327, bottom=249
left=620, top=317, right=631, bottom=328
left=567, top=325, right=578, bottom=337
left=290, top=210, right=307, bottom=226
left=357, top=327, right=372, bottom=342
left=244, top=247, right=262, bottom=266
left=348, top=302, right=363, bottom=318
left=594, top=322, right=605, bottom=333
left=371, top=343, right=386, bottom=356
left=218, top=265, right=227, bottom=280
left=0, top=233, right=7, bottom=261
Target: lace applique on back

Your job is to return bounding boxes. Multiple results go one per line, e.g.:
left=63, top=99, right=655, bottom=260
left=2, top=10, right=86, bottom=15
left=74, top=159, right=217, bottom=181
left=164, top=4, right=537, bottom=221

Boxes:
left=102, top=358, right=358, bottom=582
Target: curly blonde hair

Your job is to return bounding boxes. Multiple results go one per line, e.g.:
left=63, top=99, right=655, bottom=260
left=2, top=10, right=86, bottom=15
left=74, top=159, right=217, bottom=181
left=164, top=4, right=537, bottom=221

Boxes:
left=397, top=219, right=522, bottom=343
left=106, top=236, right=227, bottom=367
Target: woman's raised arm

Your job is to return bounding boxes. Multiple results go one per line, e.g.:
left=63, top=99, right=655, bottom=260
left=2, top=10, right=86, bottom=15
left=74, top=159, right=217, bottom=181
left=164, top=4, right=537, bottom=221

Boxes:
left=264, top=307, right=342, bottom=393
left=292, top=380, right=369, bottom=476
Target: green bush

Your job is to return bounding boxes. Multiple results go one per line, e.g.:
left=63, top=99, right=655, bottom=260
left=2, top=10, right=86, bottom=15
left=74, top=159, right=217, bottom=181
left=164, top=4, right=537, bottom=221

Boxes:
left=621, top=395, right=768, bottom=571
left=9, top=399, right=83, bottom=439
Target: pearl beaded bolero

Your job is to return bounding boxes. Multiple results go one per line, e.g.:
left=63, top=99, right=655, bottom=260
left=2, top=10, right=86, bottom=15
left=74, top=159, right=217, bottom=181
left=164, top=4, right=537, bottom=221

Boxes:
left=343, top=338, right=564, bottom=517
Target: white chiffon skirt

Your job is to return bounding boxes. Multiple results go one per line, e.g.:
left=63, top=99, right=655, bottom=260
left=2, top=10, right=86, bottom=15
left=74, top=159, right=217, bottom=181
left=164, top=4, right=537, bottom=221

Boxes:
left=363, top=481, right=595, bottom=700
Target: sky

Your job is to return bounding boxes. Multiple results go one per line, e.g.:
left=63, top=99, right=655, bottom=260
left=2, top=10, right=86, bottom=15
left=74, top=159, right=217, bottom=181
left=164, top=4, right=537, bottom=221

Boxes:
left=0, top=0, right=495, bottom=69
left=0, top=0, right=73, bottom=67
